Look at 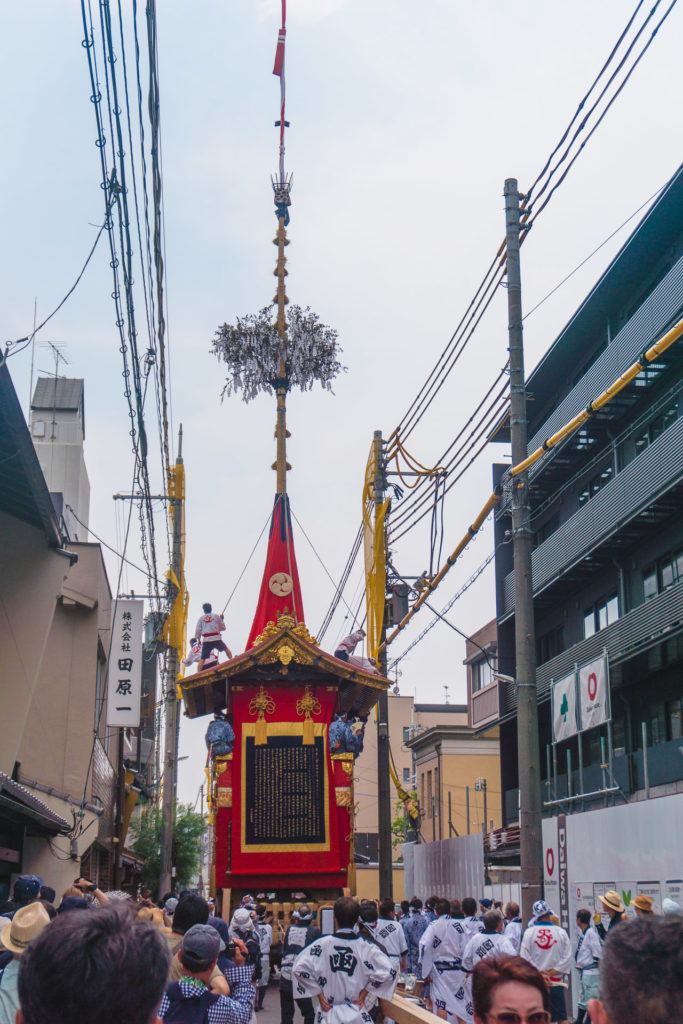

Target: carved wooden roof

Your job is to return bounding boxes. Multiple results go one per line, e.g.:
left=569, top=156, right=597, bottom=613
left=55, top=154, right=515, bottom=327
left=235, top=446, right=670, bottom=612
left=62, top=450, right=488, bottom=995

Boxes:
left=180, top=612, right=388, bottom=719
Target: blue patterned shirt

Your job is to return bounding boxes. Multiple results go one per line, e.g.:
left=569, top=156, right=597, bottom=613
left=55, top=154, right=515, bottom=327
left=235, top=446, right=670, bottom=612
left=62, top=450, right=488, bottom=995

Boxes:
left=159, top=968, right=254, bottom=1024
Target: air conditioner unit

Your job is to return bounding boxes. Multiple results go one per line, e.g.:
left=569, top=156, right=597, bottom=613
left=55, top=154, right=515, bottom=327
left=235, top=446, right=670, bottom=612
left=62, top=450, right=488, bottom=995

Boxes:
left=32, top=420, right=45, bottom=438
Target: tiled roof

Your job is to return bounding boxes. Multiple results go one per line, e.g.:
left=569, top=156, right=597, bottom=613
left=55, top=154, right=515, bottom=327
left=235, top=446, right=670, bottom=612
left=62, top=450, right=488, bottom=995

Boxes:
left=0, top=772, right=70, bottom=833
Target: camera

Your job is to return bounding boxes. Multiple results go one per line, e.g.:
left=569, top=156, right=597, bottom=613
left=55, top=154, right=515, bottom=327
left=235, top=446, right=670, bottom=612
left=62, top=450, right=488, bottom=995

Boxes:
left=225, top=942, right=239, bottom=959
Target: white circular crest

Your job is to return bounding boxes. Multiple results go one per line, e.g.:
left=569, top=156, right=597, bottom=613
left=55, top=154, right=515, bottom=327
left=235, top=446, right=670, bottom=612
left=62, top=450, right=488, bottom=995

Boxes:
left=269, top=571, right=293, bottom=596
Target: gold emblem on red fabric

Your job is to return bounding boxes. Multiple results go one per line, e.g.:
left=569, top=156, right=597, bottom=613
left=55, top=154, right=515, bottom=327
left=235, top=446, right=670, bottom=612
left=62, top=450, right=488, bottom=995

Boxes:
left=248, top=686, right=276, bottom=744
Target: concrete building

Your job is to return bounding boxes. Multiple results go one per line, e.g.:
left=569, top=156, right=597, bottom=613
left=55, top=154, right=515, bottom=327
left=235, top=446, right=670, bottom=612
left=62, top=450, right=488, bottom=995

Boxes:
left=30, top=377, right=90, bottom=540
left=486, top=167, right=683, bottom=847
left=353, top=697, right=467, bottom=899
left=0, top=363, right=140, bottom=896
left=408, top=723, right=501, bottom=842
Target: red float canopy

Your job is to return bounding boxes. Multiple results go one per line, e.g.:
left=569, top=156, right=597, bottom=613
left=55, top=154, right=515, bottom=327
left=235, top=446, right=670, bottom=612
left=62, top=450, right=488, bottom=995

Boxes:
left=246, top=494, right=304, bottom=649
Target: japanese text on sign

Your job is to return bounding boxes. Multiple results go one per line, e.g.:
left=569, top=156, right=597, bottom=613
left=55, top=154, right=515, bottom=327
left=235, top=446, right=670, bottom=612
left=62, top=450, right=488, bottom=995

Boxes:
left=244, top=736, right=326, bottom=846
left=106, top=599, right=143, bottom=728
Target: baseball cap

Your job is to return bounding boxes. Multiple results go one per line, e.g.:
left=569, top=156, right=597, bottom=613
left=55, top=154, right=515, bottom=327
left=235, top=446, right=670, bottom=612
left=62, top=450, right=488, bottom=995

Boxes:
left=58, top=896, right=90, bottom=914
left=14, top=875, right=42, bottom=902
left=181, top=924, right=225, bottom=970
left=531, top=899, right=554, bottom=922
left=164, top=897, right=178, bottom=916
left=232, top=907, right=255, bottom=931
left=480, top=898, right=493, bottom=909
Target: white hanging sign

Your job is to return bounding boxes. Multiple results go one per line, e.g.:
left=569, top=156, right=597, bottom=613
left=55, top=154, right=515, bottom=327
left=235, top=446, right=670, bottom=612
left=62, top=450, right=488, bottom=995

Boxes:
left=579, top=654, right=610, bottom=732
left=107, top=599, right=144, bottom=728
left=552, top=673, right=578, bottom=742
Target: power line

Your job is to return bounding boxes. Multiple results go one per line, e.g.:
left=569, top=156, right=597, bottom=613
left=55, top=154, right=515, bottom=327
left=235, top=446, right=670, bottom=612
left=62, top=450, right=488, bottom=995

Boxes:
left=290, top=508, right=363, bottom=631
left=65, top=504, right=166, bottom=586
left=2, top=200, right=113, bottom=360
left=523, top=174, right=675, bottom=322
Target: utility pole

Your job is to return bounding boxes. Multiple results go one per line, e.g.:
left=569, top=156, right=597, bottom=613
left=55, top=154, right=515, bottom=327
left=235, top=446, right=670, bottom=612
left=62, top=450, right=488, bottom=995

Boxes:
left=159, top=425, right=184, bottom=897
left=374, top=430, right=393, bottom=900
left=198, top=783, right=205, bottom=896
left=504, top=179, right=543, bottom=919
left=113, top=728, right=125, bottom=888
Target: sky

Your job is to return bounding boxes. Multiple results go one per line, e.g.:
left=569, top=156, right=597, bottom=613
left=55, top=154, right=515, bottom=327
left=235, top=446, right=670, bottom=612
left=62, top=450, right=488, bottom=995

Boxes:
left=1, top=1, right=681, bottom=806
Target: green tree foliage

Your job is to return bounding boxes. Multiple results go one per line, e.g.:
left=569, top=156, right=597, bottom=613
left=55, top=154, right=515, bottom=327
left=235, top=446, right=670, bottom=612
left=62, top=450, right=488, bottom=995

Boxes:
left=130, top=802, right=205, bottom=894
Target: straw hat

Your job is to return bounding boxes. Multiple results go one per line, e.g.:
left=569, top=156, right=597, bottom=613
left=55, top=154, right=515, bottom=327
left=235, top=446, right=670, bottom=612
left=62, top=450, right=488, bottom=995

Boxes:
left=600, top=890, right=624, bottom=913
left=0, top=902, right=50, bottom=955
left=633, top=894, right=654, bottom=914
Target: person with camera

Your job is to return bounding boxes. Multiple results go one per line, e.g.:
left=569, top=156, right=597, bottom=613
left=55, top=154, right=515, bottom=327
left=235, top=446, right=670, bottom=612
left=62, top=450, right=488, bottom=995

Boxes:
left=160, top=923, right=255, bottom=1023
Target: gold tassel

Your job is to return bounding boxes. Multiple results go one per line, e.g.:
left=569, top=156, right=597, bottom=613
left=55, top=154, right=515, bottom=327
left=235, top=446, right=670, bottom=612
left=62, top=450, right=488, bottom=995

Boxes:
left=255, top=716, right=268, bottom=745
left=302, top=717, right=314, bottom=745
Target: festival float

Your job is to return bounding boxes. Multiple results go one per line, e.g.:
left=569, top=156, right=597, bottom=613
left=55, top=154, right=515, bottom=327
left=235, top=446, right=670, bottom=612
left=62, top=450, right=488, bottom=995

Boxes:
left=179, top=2, right=389, bottom=909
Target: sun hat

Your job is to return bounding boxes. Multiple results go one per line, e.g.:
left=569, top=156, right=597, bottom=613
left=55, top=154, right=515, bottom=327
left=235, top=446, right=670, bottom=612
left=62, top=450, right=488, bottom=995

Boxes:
left=600, top=890, right=625, bottom=913
left=632, top=894, right=654, bottom=913
left=0, top=902, right=50, bottom=954
left=531, top=899, right=554, bottom=923
left=662, top=897, right=680, bottom=914
left=181, top=924, right=225, bottom=971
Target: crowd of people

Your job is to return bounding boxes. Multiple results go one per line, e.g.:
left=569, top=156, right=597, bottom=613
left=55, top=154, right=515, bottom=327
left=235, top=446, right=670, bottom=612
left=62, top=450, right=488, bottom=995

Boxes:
left=0, top=875, right=681, bottom=1024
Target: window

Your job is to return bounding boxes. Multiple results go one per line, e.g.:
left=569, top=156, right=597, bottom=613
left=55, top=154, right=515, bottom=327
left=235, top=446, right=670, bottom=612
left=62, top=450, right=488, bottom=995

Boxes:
left=420, top=773, right=425, bottom=810
left=402, top=726, right=410, bottom=745
left=426, top=771, right=433, bottom=816
left=578, top=463, right=614, bottom=508
left=583, top=593, right=619, bottom=638
left=472, top=656, right=494, bottom=693
left=630, top=400, right=679, bottom=463
left=642, top=548, right=683, bottom=601
left=537, top=625, right=564, bottom=665
left=643, top=566, right=658, bottom=601
left=667, top=699, right=682, bottom=741
left=402, top=767, right=412, bottom=785
left=534, top=513, right=559, bottom=548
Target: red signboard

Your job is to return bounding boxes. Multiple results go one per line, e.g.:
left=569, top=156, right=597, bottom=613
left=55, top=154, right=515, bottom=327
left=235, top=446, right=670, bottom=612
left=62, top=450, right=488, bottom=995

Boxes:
left=215, top=684, right=352, bottom=891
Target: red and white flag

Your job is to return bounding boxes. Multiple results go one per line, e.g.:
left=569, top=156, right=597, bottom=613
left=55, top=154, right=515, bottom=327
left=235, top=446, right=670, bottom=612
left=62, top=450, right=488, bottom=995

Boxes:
left=273, top=26, right=286, bottom=77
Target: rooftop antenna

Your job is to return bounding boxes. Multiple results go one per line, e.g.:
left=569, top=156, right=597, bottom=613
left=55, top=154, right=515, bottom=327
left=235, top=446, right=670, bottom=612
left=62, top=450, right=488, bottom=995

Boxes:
left=443, top=684, right=450, bottom=705
left=39, top=342, right=70, bottom=443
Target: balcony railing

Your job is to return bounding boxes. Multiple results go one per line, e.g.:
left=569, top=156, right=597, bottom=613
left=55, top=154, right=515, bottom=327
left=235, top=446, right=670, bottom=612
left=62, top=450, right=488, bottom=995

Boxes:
left=527, top=253, right=683, bottom=460
left=471, top=680, right=500, bottom=728
left=501, top=413, right=683, bottom=618
left=500, top=578, right=683, bottom=716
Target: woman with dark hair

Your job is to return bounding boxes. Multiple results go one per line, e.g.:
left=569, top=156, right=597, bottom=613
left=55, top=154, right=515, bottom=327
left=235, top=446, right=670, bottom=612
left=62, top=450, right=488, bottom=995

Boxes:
left=472, top=955, right=551, bottom=1024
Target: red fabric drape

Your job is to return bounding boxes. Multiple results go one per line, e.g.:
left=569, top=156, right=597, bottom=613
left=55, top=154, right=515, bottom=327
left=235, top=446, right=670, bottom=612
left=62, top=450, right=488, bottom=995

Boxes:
left=246, top=495, right=305, bottom=649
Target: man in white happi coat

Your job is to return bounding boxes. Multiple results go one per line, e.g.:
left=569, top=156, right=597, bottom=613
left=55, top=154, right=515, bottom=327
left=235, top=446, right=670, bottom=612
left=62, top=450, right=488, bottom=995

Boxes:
left=420, top=898, right=474, bottom=1024
left=520, top=900, right=572, bottom=1024
left=503, top=901, right=523, bottom=954
left=292, top=897, right=398, bottom=1024
left=460, top=898, right=485, bottom=939
left=370, top=900, right=408, bottom=970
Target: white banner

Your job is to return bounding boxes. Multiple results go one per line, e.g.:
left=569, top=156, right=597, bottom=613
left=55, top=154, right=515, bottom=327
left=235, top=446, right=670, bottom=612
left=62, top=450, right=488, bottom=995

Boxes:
left=552, top=673, right=578, bottom=742
left=107, top=599, right=143, bottom=728
left=579, top=654, right=609, bottom=731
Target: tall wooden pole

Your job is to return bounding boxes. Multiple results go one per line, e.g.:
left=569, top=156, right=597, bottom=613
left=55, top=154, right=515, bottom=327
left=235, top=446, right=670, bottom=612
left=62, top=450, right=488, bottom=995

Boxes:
left=159, top=425, right=184, bottom=897
left=374, top=430, right=393, bottom=899
left=273, top=214, right=290, bottom=494
left=504, top=179, right=543, bottom=919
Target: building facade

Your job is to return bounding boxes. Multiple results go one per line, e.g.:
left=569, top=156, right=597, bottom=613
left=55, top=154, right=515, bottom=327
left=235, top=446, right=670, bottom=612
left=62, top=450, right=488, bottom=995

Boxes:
left=489, top=166, right=683, bottom=829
